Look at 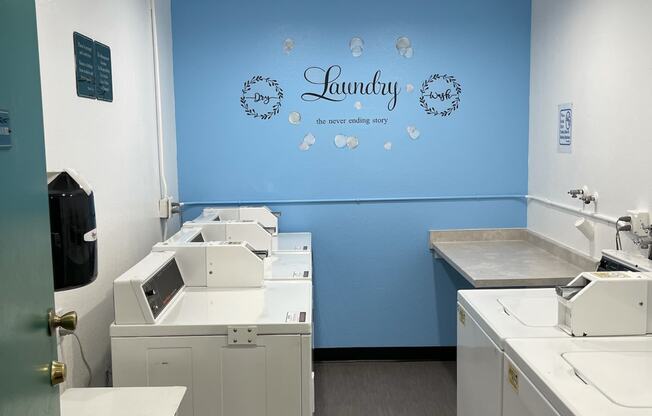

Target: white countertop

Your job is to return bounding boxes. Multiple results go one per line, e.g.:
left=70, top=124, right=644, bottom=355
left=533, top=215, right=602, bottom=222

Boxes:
left=61, top=387, right=186, bottom=416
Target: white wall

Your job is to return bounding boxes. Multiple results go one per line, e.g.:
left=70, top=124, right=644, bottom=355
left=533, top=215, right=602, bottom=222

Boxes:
left=528, top=0, right=652, bottom=259
left=35, top=0, right=179, bottom=389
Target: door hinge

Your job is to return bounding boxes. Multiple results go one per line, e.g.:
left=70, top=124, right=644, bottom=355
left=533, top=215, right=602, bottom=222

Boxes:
left=227, top=326, right=258, bottom=346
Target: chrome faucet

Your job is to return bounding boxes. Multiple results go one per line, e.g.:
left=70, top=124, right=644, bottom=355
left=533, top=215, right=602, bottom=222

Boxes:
left=568, top=189, right=584, bottom=199
left=579, top=194, right=596, bottom=205
left=568, top=188, right=596, bottom=205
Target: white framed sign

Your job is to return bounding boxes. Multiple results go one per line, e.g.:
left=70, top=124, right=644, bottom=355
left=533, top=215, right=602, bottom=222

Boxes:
left=558, top=103, right=573, bottom=153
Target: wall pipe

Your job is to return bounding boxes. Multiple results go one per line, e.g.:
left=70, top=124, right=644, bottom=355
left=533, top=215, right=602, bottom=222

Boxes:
left=180, top=194, right=619, bottom=225
left=180, top=194, right=525, bottom=207
left=525, top=195, right=618, bottom=225
left=150, top=0, right=170, bottom=239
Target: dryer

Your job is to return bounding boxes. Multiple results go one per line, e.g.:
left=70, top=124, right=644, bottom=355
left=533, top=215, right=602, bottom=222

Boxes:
left=504, top=336, right=652, bottom=416
left=457, top=249, right=652, bottom=416
left=111, top=251, right=314, bottom=416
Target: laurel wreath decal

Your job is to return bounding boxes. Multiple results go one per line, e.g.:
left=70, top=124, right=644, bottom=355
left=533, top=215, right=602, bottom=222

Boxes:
left=419, top=74, right=462, bottom=117
left=240, top=76, right=283, bottom=120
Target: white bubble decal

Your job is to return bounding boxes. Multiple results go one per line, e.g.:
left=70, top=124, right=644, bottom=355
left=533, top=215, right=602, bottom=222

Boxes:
left=283, top=38, right=295, bottom=54
left=396, top=36, right=413, bottom=58
left=350, top=37, right=364, bottom=57
left=407, top=126, right=420, bottom=140
left=346, top=136, right=359, bottom=149
left=334, top=134, right=348, bottom=148
left=288, top=111, right=301, bottom=125
left=303, top=132, right=316, bottom=146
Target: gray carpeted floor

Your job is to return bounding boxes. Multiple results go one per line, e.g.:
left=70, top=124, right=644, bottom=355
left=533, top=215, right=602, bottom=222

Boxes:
left=314, top=361, right=457, bottom=416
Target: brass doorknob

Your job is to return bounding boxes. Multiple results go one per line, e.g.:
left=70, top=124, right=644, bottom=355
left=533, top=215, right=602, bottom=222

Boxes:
left=50, top=361, right=66, bottom=385
left=48, top=309, right=78, bottom=334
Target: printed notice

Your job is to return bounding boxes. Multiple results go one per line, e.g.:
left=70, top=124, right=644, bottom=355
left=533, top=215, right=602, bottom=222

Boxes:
left=74, top=32, right=96, bottom=98
left=94, top=41, right=113, bottom=102
left=285, top=311, right=307, bottom=323
left=74, top=33, right=113, bottom=102
left=558, top=103, right=573, bottom=153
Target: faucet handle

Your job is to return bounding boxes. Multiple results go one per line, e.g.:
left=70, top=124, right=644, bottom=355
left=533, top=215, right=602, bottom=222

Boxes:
left=580, top=194, right=596, bottom=205
left=568, top=189, right=584, bottom=198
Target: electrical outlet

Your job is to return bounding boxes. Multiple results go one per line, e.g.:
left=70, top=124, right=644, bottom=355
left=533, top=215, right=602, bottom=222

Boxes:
left=627, top=210, right=649, bottom=237
left=158, top=197, right=172, bottom=219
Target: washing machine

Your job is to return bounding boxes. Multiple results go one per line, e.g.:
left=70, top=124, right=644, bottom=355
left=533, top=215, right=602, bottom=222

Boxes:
left=188, top=208, right=312, bottom=253
left=192, top=206, right=280, bottom=234
left=457, top=288, right=564, bottom=416
left=111, top=251, right=314, bottom=416
left=457, top=249, right=652, bottom=416
left=503, top=336, right=652, bottom=416
left=155, top=226, right=312, bottom=283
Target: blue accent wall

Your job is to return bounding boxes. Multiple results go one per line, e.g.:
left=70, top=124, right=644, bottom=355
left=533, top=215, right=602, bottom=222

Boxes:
left=172, top=0, right=531, bottom=347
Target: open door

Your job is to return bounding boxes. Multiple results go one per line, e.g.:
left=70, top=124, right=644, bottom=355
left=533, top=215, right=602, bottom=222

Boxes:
left=0, top=0, right=62, bottom=414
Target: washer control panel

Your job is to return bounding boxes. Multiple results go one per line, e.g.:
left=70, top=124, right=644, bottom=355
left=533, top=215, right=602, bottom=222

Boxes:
left=141, top=258, right=184, bottom=319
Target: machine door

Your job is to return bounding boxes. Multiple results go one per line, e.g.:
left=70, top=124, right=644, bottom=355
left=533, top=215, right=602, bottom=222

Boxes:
left=456, top=303, right=503, bottom=416
left=0, top=1, right=61, bottom=414
left=112, top=334, right=305, bottom=416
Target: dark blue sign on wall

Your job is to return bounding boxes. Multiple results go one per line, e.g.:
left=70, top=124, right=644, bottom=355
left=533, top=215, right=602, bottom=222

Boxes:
left=73, top=32, right=113, bottom=102
left=73, top=32, right=96, bottom=98
left=94, top=41, right=113, bottom=102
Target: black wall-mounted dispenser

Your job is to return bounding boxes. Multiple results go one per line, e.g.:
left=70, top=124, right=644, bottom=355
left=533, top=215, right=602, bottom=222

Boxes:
left=48, top=169, right=98, bottom=291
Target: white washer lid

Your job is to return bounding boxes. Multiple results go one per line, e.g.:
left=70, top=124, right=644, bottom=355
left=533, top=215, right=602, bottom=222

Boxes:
left=458, top=288, right=566, bottom=349
left=498, top=295, right=559, bottom=327
left=602, top=249, right=652, bottom=272
left=506, top=337, right=652, bottom=416
left=563, top=351, right=652, bottom=408
left=264, top=252, right=312, bottom=280
left=110, top=281, right=312, bottom=337
left=273, top=232, right=312, bottom=252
